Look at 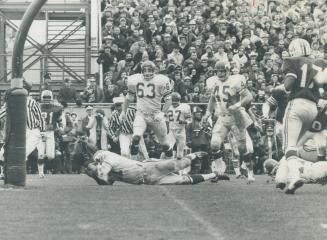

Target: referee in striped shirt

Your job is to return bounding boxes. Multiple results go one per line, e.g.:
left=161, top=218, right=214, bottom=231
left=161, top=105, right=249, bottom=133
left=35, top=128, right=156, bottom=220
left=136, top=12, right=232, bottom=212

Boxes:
left=108, top=97, right=148, bottom=160
left=0, top=81, right=45, bottom=160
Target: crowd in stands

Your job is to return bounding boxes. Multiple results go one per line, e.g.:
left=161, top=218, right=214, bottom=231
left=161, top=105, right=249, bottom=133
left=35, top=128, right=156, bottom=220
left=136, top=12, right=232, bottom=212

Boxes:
left=92, top=0, right=327, bottom=105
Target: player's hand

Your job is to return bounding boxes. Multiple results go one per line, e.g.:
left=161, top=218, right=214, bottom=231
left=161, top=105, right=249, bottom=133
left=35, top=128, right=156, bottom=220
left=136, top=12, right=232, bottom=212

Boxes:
left=112, top=137, right=119, bottom=143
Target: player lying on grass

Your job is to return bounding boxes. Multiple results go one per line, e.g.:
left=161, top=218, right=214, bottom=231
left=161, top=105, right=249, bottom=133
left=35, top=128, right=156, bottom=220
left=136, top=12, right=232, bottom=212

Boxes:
left=85, top=149, right=228, bottom=185
left=264, top=157, right=327, bottom=186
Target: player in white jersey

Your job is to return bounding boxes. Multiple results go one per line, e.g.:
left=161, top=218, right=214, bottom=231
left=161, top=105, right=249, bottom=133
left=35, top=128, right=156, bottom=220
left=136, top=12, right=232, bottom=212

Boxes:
left=86, top=149, right=219, bottom=185
left=166, top=92, right=192, bottom=159
left=264, top=157, right=327, bottom=186
left=120, top=60, right=173, bottom=157
left=203, top=62, right=255, bottom=182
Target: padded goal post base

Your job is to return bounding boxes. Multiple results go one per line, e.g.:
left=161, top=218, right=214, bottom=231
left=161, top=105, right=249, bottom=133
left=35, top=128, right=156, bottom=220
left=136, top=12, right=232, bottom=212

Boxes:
left=4, top=89, right=27, bottom=187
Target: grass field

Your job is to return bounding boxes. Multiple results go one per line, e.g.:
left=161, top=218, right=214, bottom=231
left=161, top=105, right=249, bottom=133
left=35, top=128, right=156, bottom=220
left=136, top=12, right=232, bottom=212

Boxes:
left=0, top=175, right=326, bottom=240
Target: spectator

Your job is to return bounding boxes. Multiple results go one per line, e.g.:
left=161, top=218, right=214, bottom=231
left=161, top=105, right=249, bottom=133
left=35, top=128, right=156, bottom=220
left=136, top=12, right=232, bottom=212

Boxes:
left=40, top=73, right=53, bottom=92
left=81, top=77, right=104, bottom=103
left=86, top=109, right=109, bottom=150
left=103, top=83, right=120, bottom=103
left=81, top=106, right=94, bottom=135
left=57, top=78, right=79, bottom=105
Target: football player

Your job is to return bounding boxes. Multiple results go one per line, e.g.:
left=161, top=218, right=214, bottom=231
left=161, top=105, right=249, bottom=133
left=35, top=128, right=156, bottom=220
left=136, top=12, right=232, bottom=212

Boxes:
left=264, top=157, right=327, bottom=186
left=120, top=60, right=173, bottom=158
left=262, top=85, right=288, bottom=146
left=281, top=38, right=327, bottom=193
left=108, top=97, right=149, bottom=160
left=86, top=150, right=220, bottom=185
left=38, top=90, right=63, bottom=178
left=166, top=92, right=192, bottom=159
left=203, top=61, right=254, bottom=182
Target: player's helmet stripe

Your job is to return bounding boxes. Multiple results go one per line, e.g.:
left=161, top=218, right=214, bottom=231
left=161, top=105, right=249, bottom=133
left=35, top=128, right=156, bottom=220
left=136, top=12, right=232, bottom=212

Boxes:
left=285, top=73, right=297, bottom=79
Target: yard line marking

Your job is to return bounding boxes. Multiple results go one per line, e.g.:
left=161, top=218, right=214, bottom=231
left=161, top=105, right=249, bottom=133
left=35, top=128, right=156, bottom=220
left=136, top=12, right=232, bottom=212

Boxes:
left=162, top=187, right=225, bottom=240
left=320, top=223, right=327, bottom=229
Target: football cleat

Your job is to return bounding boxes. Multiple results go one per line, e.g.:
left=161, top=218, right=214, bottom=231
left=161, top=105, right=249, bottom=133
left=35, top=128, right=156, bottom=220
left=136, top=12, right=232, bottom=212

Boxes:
left=285, top=179, right=304, bottom=194
left=211, top=171, right=230, bottom=182
left=236, top=174, right=246, bottom=179
left=288, top=38, right=311, bottom=57
left=39, top=173, right=45, bottom=179
left=276, top=182, right=286, bottom=190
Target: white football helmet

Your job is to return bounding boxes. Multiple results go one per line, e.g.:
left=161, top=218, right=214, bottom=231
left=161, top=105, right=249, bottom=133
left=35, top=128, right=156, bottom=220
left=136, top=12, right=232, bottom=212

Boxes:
left=41, top=90, right=53, bottom=103
left=215, top=61, right=230, bottom=81
left=288, top=38, right=311, bottom=57
left=171, top=92, right=181, bottom=107
left=141, top=60, right=156, bottom=81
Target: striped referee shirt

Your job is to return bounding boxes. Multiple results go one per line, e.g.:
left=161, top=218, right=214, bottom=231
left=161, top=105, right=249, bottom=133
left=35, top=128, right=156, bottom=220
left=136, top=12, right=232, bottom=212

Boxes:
left=108, top=106, right=136, bottom=138
left=0, top=96, right=45, bottom=131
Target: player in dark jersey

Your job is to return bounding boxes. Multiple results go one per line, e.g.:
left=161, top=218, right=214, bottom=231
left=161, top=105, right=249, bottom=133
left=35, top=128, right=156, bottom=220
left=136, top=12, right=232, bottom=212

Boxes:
left=263, top=87, right=288, bottom=146
left=280, top=38, right=327, bottom=193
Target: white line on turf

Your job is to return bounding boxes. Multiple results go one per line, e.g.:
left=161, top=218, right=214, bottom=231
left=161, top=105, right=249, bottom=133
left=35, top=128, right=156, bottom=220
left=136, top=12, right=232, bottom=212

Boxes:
left=320, top=223, right=327, bottom=229
left=162, top=187, right=225, bottom=240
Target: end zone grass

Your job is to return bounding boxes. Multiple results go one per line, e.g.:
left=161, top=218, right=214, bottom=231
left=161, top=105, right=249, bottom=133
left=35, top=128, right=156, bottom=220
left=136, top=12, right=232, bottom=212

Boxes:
left=0, top=175, right=326, bottom=240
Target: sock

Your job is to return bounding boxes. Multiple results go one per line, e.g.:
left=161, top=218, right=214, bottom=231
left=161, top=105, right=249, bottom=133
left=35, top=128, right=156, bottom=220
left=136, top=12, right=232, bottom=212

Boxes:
left=38, top=163, right=44, bottom=175
left=232, top=159, right=241, bottom=176
left=248, top=169, right=254, bottom=178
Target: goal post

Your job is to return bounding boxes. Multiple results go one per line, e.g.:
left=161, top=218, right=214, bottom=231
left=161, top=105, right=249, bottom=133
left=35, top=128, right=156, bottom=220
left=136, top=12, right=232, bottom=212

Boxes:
left=4, top=0, right=47, bottom=186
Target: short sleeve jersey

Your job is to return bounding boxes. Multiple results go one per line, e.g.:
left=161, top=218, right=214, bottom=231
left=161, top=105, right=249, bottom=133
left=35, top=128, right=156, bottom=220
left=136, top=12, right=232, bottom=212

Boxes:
left=167, top=103, right=192, bottom=130
left=282, top=57, right=327, bottom=103
left=128, top=74, right=172, bottom=113
left=212, top=74, right=246, bottom=115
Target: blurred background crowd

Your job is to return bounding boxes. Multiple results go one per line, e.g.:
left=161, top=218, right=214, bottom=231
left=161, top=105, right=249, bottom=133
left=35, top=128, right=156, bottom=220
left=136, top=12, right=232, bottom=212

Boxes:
left=93, top=0, right=327, bottom=105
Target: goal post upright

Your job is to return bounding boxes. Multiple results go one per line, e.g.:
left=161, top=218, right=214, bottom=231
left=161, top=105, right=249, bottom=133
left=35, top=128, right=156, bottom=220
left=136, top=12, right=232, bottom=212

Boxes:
left=4, top=0, right=47, bottom=187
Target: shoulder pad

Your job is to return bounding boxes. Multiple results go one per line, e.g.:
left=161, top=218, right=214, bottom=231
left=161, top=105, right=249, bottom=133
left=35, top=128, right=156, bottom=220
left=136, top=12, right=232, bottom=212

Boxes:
left=127, top=74, right=143, bottom=85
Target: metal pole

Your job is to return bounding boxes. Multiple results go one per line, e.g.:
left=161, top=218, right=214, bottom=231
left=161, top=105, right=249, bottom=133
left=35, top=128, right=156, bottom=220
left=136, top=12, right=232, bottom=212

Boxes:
left=5, top=0, right=47, bottom=187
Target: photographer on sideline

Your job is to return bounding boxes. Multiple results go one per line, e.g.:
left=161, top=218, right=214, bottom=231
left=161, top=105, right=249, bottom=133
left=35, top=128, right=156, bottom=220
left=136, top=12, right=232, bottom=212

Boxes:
left=85, top=109, right=110, bottom=150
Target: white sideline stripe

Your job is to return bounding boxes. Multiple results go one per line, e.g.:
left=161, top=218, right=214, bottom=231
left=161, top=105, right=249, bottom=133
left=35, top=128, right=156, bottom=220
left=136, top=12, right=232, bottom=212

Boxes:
left=162, top=187, right=225, bottom=240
